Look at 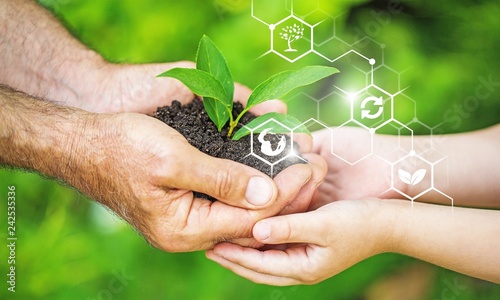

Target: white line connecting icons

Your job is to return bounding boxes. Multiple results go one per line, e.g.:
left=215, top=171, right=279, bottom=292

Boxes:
left=248, top=0, right=454, bottom=204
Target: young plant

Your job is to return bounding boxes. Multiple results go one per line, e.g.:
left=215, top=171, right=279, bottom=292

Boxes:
left=157, top=35, right=339, bottom=140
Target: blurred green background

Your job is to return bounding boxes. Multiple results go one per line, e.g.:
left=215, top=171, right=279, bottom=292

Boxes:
left=1, top=0, right=499, bottom=299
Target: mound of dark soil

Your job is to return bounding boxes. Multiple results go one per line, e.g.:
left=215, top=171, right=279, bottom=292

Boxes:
left=155, top=98, right=304, bottom=200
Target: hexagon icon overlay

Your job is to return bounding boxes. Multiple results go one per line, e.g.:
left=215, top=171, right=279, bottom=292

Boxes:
left=245, top=118, right=306, bottom=177
left=249, top=0, right=453, bottom=205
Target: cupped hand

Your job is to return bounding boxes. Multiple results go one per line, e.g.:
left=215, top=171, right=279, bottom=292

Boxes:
left=310, top=127, right=407, bottom=209
left=75, top=112, right=324, bottom=252
left=76, top=61, right=286, bottom=115
left=206, top=199, right=390, bottom=285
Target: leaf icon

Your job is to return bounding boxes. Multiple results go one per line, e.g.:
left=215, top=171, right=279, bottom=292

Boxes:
left=411, top=169, right=427, bottom=185
left=398, top=169, right=427, bottom=185
left=398, top=169, right=412, bottom=185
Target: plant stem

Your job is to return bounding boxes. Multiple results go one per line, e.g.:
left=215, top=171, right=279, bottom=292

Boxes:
left=227, top=121, right=237, bottom=138
left=227, top=108, right=250, bottom=138
left=226, top=106, right=236, bottom=137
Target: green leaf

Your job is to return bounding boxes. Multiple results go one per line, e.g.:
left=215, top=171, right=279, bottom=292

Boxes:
left=157, top=68, right=227, bottom=100
left=202, top=99, right=227, bottom=131
left=232, top=112, right=310, bottom=141
left=156, top=68, right=232, bottom=120
left=196, top=35, right=234, bottom=131
left=197, top=35, right=234, bottom=101
left=246, top=66, right=339, bottom=110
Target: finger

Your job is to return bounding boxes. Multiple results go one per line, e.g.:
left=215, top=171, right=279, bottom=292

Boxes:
left=211, top=242, right=322, bottom=282
left=192, top=186, right=307, bottom=249
left=259, top=243, right=308, bottom=251
left=234, top=83, right=287, bottom=115
left=278, top=153, right=327, bottom=215
left=249, top=163, right=312, bottom=220
left=179, top=159, right=316, bottom=249
left=196, top=199, right=259, bottom=249
left=253, top=212, right=328, bottom=245
left=233, top=82, right=252, bottom=104
left=293, top=132, right=312, bottom=153
left=207, top=253, right=298, bottom=286
left=206, top=246, right=300, bottom=286
left=226, top=237, right=264, bottom=249
left=311, top=128, right=332, bottom=154
left=168, top=146, right=278, bottom=209
left=155, top=195, right=257, bottom=251
left=127, top=61, right=196, bottom=114
left=155, top=131, right=317, bottom=249
left=250, top=99, right=287, bottom=115
left=160, top=61, right=197, bottom=105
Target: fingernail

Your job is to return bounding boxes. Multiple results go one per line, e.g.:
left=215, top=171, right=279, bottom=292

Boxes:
left=245, top=176, right=273, bottom=206
left=254, top=222, right=271, bottom=241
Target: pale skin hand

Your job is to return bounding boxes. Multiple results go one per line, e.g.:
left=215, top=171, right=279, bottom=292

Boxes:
left=207, top=124, right=500, bottom=283
left=0, top=0, right=285, bottom=114
left=311, top=125, right=500, bottom=208
left=413, top=124, right=500, bottom=208
left=310, top=127, right=406, bottom=209
left=0, top=0, right=320, bottom=252
left=207, top=199, right=500, bottom=285
left=87, top=113, right=325, bottom=251
left=0, top=86, right=326, bottom=252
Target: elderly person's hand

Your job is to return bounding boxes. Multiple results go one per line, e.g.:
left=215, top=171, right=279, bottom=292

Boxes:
left=0, top=85, right=326, bottom=251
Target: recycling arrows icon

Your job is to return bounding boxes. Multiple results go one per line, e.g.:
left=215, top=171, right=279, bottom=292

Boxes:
left=361, top=96, right=384, bottom=119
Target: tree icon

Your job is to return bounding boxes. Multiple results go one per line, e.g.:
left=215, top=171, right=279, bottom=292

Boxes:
left=279, top=23, right=304, bottom=52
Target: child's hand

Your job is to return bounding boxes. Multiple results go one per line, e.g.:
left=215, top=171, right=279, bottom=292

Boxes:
left=310, top=128, right=407, bottom=209
left=207, top=198, right=500, bottom=284
left=206, top=199, right=390, bottom=285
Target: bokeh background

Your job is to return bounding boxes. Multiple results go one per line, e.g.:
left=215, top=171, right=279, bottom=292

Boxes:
left=1, top=0, right=499, bottom=299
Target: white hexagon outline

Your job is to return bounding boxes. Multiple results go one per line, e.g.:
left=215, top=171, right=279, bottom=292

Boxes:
left=299, top=8, right=335, bottom=47
left=386, top=151, right=453, bottom=205
left=393, top=92, right=418, bottom=123
left=265, top=15, right=320, bottom=63
left=288, top=92, right=322, bottom=120
left=329, top=120, right=374, bottom=165
left=250, top=1, right=455, bottom=206
left=331, top=56, right=372, bottom=96
left=247, top=117, right=296, bottom=167
left=316, top=90, right=352, bottom=124
left=291, top=118, right=331, bottom=164
left=372, top=118, right=415, bottom=164
left=388, top=152, right=433, bottom=200
left=373, top=64, right=403, bottom=95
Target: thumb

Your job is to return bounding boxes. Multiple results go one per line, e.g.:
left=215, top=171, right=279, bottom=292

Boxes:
left=253, top=212, right=327, bottom=245
left=249, top=99, right=287, bottom=115
left=174, top=149, right=278, bottom=209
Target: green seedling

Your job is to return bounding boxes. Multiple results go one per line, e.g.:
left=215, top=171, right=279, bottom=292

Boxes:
left=157, top=35, right=339, bottom=140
